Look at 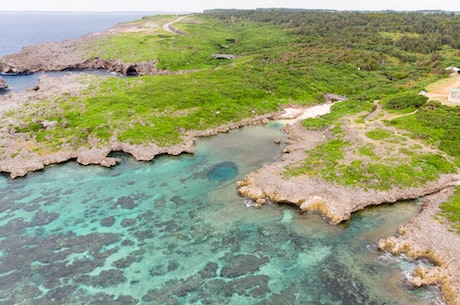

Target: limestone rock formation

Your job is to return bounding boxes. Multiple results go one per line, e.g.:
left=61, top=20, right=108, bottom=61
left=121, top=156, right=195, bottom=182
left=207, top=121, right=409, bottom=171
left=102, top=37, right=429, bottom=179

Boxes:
left=378, top=189, right=460, bottom=305
left=0, top=76, right=7, bottom=89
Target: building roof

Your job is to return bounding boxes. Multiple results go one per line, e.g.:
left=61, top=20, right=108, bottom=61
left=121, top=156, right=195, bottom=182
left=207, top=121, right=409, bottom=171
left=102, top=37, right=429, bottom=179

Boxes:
left=448, top=88, right=460, bottom=93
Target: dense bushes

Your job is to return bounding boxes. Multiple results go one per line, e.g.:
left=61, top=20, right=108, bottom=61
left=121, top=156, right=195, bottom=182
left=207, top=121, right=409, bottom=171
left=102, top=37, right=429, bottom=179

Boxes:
left=382, top=93, right=428, bottom=110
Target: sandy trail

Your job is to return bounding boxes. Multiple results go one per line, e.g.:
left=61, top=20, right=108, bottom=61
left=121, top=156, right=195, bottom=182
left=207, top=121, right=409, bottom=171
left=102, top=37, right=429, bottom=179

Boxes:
left=276, top=103, right=332, bottom=124
left=162, top=16, right=187, bottom=34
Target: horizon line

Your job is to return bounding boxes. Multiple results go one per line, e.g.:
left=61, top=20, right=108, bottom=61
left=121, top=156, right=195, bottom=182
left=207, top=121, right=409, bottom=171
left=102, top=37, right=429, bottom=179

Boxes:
left=0, top=8, right=459, bottom=13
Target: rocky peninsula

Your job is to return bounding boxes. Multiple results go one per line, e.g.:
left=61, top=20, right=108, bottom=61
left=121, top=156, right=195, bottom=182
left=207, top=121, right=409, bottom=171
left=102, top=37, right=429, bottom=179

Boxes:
left=0, top=13, right=459, bottom=304
left=238, top=107, right=460, bottom=304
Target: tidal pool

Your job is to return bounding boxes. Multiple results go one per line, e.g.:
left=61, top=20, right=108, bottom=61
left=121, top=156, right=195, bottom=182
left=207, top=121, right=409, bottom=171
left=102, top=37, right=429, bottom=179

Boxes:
left=0, top=124, right=442, bottom=304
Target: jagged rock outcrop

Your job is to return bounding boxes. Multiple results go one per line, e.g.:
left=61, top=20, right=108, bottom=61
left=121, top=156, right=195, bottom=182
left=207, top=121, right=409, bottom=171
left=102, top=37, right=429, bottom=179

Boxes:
left=0, top=45, right=162, bottom=76
left=378, top=189, right=460, bottom=305
left=0, top=31, right=165, bottom=76
left=0, top=76, right=7, bottom=89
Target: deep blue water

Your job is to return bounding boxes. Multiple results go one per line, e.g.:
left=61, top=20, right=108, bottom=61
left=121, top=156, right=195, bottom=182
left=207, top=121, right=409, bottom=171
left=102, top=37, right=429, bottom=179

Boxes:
left=0, top=12, right=152, bottom=57
left=0, top=13, right=445, bottom=304
left=0, top=12, right=152, bottom=93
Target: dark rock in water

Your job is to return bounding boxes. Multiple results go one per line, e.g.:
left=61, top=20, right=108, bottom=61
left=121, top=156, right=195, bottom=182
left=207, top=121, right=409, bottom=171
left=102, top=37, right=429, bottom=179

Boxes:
left=167, top=260, right=179, bottom=272
left=134, top=230, right=155, bottom=241
left=44, top=285, right=76, bottom=303
left=116, top=196, right=138, bottom=209
left=100, top=216, right=115, bottom=227
left=142, top=288, right=180, bottom=305
left=87, top=294, right=138, bottom=305
left=207, top=161, right=238, bottom=182
left=23, top=203, right=41, bottom=212
left=121, top=239, right=135, bottom=246
left=170, top=195, right=187, bottom=206
left=121, top=218, right=136, bottom=227
left=259, top=284, right=298, bottom=305
left=220, top=254, right=269, bottom=278
left=203, top=279, right=233, bottom=297
left=112, top=249, right=144, bottom=269
left=32, top=210, right=59, bottom=226
left=232, top=275, right=271, bottom=297
left=307, top=257, right=372, bottom=304
left=0, top=218, right=28, bottom=235
left=0, top=76, right=8, bottom=89
left=198, top=262, right=218, bottom=279
left=75, top=269, right=126, bottom=288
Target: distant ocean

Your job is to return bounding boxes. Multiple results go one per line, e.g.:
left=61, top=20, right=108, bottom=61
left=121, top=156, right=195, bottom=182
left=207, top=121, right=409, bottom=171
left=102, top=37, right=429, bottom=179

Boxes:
left=0, top=12, right=153, bottom=57
left=0, top=12, right=151, bottom=91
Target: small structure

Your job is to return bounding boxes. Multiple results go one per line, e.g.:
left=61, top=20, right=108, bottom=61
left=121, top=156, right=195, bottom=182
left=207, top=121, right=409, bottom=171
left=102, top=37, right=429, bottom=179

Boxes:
left=445, top=66, right=460, bottom=74
left=212, top=54, right=237, bottom=60
left=448, top=88, right=460, bottom=102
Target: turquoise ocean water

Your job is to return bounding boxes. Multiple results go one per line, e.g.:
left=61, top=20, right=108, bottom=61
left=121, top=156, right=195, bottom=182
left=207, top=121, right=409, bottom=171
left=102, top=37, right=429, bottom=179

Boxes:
left=0, top=13, right=443, bottom=305
left=0, top=124, right=443, bottom=304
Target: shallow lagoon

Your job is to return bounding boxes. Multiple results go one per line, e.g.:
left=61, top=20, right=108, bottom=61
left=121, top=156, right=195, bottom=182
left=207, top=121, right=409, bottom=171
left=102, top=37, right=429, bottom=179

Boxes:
left=0, top=124, right=442, bottom=304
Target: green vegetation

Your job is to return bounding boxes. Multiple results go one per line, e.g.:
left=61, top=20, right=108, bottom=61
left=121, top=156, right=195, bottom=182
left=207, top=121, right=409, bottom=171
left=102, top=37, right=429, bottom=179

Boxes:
left=387, top=101, right=460, bottom=164
left=285, top=137, right=455, bottom=190
left=365, top=129, right=393, bottom=140
left=382, top=92, right=428, bottom=111
left=385, top=101, right=460, bottom=229
left=440, top=187, right=460, bottom=234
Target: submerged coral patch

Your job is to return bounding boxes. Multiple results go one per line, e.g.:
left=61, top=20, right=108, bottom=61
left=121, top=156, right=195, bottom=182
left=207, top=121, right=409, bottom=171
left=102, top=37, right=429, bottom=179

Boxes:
left=207, top=161, right=238, bottom=182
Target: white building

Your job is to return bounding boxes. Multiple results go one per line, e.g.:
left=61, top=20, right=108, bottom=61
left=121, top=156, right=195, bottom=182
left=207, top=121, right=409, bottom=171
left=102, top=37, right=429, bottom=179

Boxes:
left=448, top=88, right=460, bottom=102
left=445, top=66, right=460, bottom=73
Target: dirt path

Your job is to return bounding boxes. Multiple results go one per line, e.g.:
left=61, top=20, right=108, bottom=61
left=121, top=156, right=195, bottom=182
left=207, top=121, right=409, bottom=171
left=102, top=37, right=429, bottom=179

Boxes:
left=162, top=16, right=187, bottom=35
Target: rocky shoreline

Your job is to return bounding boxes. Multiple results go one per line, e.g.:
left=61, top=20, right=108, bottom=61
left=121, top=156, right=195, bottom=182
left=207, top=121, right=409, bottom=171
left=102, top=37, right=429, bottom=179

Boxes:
left=0, top=74, right=276, bottom=179
left=379, top=189, right=460, bottom=305
left=0, top=23, right=180, bottom=76
left=237, top=121, right=460, bottom=224
left=237, top=118, right=460, bottom=304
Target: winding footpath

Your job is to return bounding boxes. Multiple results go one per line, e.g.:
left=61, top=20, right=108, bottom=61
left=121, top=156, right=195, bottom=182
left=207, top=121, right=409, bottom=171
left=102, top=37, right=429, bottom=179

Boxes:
left=162, top=15, right=188, bottom=35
